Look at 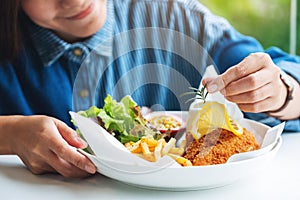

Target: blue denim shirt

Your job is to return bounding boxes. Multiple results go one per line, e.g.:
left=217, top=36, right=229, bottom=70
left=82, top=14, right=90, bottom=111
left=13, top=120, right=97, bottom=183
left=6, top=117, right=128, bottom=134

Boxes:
left=1, top=0, right=300, bottom=131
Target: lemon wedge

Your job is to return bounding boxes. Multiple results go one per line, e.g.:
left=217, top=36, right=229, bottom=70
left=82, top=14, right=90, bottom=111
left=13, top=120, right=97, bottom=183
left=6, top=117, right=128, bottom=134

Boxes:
left=190, top=101, right=243, bottom=139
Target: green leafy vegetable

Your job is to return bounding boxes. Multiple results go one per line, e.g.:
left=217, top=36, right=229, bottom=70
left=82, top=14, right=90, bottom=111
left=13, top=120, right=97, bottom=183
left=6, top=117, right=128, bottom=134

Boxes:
left=180, top=85, right=208, bottom=104
left=74, top=95, right=161, bottom=144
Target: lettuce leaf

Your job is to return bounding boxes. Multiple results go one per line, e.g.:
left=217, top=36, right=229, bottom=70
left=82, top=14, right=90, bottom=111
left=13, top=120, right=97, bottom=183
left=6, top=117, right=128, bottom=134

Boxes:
left=75, top=95, right=161, bottom=144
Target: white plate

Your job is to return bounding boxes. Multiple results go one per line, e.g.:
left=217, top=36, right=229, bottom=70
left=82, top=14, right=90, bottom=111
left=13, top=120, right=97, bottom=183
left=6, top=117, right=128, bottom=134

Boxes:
left=79, top=111, right=282, bottom=191
left=94, top=138, right=281, bottom=191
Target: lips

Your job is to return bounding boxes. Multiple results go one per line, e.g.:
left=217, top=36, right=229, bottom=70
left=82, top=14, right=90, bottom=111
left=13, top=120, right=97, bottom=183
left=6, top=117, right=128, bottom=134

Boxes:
left=67, top=3, right=94, bottom=20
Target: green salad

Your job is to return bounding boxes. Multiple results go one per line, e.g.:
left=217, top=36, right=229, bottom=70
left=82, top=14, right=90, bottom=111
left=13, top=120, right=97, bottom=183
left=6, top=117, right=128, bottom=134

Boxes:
left=74, top=95, right=161, bottom=144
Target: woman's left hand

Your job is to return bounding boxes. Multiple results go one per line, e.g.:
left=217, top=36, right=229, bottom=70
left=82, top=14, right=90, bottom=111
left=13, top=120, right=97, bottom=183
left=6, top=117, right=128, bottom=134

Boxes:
left=202, top=53, right=287, bottom=113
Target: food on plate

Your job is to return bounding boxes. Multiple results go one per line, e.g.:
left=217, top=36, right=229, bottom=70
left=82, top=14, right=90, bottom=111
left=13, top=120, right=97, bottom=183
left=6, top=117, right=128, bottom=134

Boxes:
left=76, top=95, right=162, bottom=144
left=183, top=128, right=259, bottom=165
left=184, top=101, right=259, bottom=165
left=74, top=94, right=260, bottom=167
left=124, top=135, right=192, bottom=166
left=144, top=112, right=186, bottom=138
left=75, top=95, right=190, bottom=166
left=188, top=101, right=243, bottom=140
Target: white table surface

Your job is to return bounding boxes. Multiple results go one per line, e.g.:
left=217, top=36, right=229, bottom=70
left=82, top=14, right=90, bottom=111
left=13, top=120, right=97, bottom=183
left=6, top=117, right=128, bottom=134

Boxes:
left=1, top=133, right=300, bottom=200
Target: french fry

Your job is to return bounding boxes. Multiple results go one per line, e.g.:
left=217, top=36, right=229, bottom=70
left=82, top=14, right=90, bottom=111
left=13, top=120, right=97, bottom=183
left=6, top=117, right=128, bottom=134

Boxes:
left=168, top=147, right=184, bottom=155
left=125, top=140, right=142, bottom=153
left=167, top=153, right=193, bottom=167
left=179, top=139, right=186, bottom=149
left=141, top=142, right=151, bottom=154
left=140, top=136, right=158, bottom=151
left=124, top=136, right=192, bottom=166
left=154, top=139, right=164, bottom=160
left=136, top=153, right=156, bottom=162
left=162, top=137, right=176, bottom=156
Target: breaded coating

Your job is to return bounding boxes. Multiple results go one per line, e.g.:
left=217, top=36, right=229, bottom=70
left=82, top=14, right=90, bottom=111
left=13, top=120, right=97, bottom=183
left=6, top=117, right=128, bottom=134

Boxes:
left=183, top=128, right=259, bottom=166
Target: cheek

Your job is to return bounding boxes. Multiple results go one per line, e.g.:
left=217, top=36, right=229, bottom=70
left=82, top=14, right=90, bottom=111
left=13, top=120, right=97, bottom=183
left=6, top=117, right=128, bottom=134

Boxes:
left=21, top=1, right=56, bottom=27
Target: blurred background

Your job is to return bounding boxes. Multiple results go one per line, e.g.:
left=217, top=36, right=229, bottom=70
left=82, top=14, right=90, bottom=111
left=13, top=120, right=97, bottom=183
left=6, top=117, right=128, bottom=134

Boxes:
left=198, top=0, right=300, bottom=55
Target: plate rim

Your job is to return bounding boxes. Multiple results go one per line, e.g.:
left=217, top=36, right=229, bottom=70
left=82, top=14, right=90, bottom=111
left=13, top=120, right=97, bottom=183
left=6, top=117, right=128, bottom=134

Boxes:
left=84, top=111, right=282, bottom=190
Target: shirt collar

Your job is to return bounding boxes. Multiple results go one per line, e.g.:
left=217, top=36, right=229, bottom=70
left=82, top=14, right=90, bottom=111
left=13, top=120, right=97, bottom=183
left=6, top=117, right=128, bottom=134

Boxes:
left=27, top=0, right=115, bottom=67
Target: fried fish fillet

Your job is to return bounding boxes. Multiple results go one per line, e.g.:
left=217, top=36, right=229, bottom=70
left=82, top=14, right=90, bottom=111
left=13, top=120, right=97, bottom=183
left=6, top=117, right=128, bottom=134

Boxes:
left=183, top=128, right=259, bottom=166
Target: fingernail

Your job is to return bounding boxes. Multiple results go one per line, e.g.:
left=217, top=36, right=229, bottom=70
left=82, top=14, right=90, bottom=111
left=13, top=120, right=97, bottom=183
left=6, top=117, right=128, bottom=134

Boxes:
left=85, top=164, right=96, bottom=174
left=76, top=137, right=87, bottom=148
left=207, top=84, right=218, bottom=93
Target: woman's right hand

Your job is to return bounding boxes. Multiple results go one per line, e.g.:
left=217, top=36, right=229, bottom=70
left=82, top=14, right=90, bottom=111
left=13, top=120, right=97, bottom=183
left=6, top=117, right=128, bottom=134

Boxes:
left=2, top=115, right=96, bottom=178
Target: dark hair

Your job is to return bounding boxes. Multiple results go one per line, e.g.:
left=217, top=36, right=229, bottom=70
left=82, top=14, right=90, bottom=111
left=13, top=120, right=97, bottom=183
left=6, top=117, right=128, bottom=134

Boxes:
left=0, top=0, right=22, bottom=62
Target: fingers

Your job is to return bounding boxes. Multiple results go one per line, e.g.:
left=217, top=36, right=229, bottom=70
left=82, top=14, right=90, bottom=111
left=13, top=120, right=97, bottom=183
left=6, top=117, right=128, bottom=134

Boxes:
left=201, top=53, right=283, bottom=114
left=48, top=133, right=97, bottom=175
left=20, top=155, right=57, bottom=175
left=225, top=83, right=271, bottom=104
left=202, top=76, right=225, bottom=93
left=236, top=97, right=274, bottom=113
left=203, top=53, right=274, bottom=94
left=222, top=67, right=276, bottom=97
left=52, top=118, right=87, bottom=149
left=46, top=150, right=94, bottom=178
left=225, top=81, right=286, bottom=113
left=47, top=118, right=96, bottom=175
left=25, top=148, right=94, bottom=178
left=21, top=145, right=94, bottom=177
left=11, top=115, right=96, bottom=178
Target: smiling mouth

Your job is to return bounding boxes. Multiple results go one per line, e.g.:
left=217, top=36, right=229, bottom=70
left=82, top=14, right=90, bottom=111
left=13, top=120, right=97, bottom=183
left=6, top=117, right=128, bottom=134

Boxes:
left=67, top=3, right=94, bottom=20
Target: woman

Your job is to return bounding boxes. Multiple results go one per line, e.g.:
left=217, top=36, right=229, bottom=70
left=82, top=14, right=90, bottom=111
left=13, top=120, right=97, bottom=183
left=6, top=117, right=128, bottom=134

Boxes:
left=0, top=0, right=299, bottom=178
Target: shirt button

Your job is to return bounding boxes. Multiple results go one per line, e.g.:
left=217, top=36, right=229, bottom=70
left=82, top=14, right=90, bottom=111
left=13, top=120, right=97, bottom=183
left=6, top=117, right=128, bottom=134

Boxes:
left=79, top=89, right=89, bottom=98
left=73, top=48, right=83, bottom=57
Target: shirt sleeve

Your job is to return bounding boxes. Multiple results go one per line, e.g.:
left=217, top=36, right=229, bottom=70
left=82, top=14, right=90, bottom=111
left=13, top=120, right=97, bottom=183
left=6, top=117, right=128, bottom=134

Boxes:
left=209, top=26, right=265, bottom=73
left=210, top=26, right=300, bottom=132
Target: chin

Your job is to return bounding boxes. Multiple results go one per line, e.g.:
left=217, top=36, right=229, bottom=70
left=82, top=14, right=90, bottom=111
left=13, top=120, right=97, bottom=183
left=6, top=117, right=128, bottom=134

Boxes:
left=63, top=19, right=106, bottom=42
left=76, top=5, right=107, bottom=37
left=76, top=28, right=100, bottom=38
